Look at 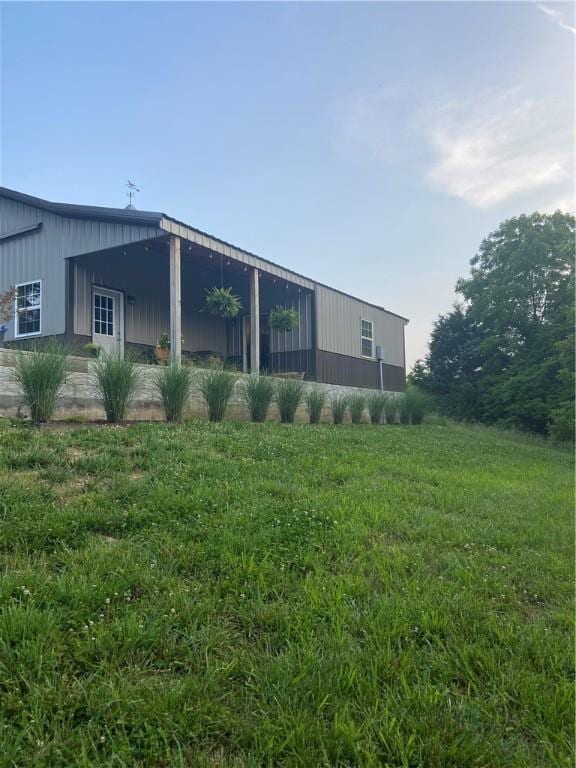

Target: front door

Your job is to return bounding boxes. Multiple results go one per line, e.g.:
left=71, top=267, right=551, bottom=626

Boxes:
left=92, top=287, right=124, bottom=356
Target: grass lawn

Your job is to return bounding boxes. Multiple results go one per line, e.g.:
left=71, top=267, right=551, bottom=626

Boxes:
left=0, top=419, right=573, bottom=767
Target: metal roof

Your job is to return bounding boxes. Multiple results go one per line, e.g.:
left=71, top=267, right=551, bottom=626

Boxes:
left=0, top=185, right=409, bottom=322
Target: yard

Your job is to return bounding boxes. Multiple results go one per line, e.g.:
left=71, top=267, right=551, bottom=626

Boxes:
left=0, top=419, right=573, bottom=767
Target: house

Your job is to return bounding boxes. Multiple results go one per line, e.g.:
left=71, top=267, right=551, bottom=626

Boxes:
left=0, top=186, right=408, bottom=390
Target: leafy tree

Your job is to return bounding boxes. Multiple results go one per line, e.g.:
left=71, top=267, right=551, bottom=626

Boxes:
left=414, top=211, right=575, bottom=438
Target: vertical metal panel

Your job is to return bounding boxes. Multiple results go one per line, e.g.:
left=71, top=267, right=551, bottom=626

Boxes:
left=0, top=195, right=162, bottom=342
left=73, top=247, right=228, bottom=353
left=314, top=284, right=406, bottom=369
left=267, top=290, right=313, bottom=354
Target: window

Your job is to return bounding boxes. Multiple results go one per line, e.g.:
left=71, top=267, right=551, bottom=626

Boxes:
left=361, top=318, right=374, bottom=358
left=94, top=293, right=114, bottom=336
left=15, top=280, right=41, bottom=337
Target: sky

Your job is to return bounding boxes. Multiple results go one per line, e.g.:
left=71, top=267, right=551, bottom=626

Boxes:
left=0, top=1, right=574, bottom=367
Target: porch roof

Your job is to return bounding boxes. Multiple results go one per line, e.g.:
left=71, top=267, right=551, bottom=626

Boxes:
left=0, top=185, right=409, bottom=321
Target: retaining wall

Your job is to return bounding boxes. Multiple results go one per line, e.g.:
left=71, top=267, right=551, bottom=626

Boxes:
left=0, top=349, right=399, bottom=424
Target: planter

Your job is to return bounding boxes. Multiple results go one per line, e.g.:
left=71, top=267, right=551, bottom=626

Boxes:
left=154, top=346, right=170, bottom=365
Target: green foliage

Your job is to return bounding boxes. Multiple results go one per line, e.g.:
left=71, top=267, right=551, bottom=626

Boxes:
left=200, top=369, right=237, bottom=422
left=242, top=374, right=275, bottom=423
left=0, top=420, right=572, bottom=767
left=91, top=353, right=141, bottom=422
left=549, top=401, right=575, bottom=444
left=14, top=344, right=69, bottom=423
left=383, top=393, right=399, bottom=424
left=268, top=305, right=299, bottom=332
left=304, top=388, right=325, bottom=424
left=413, top=212, right=575, bottom=437
left=83, top=342, right=102, bottom=358
left=275, top=378, right=304, bottom=423
left=153, top=363, right=193, bottom=422
left=330, top=394, right=348, bottom=424
left=348, top=393, right=366, bottom=424
left=156, top=332, right=170, bottom=349
left=367, top=392, right=386, bottom=424
left=204, top=286, right=242, bottom=319
left=399, top=386, right=430, bottom=425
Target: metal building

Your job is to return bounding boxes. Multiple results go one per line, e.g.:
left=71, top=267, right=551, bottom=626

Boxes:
left=0, top=187, right=408, bottom=390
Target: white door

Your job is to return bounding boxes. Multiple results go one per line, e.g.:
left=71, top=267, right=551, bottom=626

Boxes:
left=92, top=287, right=124, bottom=356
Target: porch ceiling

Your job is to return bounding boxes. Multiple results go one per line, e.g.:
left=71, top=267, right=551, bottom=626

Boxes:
left=72, top=237, right=314, bottom=312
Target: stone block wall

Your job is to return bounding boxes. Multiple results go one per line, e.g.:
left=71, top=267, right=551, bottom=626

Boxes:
left=0, top=349, right=400, bottom=424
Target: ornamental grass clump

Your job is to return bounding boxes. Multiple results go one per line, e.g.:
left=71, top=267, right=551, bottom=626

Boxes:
left=14, top=343, right=69, bottom=423
left=367, top=392, right=386, bottom=425
left=200, top=369, right=237, bottom=422
left=348, top=393, right=366, bottom=424
left=405, top=385, right=429, bottom=425
left=305, top=388, right=325, bottom=424
left=242, top=374, right=275, bottom=423
left=275, top=378, right=304, bottom=423
left=383, top=393, right=398, bottom=424
left=91, top=352, right=141, bottom=423
left=330, top=394, right=348, bottom=424
left=154, top=363, right=194, bottom=423
left=398, top=387, right=429, bottom=425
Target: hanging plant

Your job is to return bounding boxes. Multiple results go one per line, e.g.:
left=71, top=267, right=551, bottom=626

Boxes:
left=269, top=305, right=299, bottom=332
left=204, top=287, right=242, bottom=319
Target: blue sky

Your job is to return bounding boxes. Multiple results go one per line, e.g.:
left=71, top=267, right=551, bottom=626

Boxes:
left=1, top=1, right=574, bottom=365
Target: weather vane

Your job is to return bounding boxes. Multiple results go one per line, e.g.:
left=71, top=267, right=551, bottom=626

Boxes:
left=125, top=180, right=140, bottom=209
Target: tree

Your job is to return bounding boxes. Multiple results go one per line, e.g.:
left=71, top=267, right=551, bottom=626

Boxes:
left=415, top=211, right=575, bottom=437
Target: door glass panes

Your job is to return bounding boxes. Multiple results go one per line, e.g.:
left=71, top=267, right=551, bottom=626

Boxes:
left=94, top=294, right=114, bottom=336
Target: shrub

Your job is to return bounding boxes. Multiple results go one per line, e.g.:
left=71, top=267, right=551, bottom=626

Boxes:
left=367, top=392, right=386, bottom=425
left=305, top=388, right=325, bottom=424
left=331, top=394, right=348, bottom=424
left=200, top=369, right=237, bottom=422
left=399, top=393, right=410, bottom=424
left=399, top=386, right=429, bottom=425
left=408, top=387, right=429, bottom=425
left=154, top=363, right=193, bottom=423
left=91, top=352, right=141, bottom=422
left=383, top=394, right=399, bottom=424
left=549, top=401, right=575, bottom=444
left=275, top=378, right=304, bottom=423
left=242, top=374, right=275, bottom=422
left=348, top=393, right=366, bottom=424
left=14, top=343, right=68, bottom=423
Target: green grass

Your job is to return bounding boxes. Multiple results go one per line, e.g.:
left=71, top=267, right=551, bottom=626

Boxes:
left=0, top=419, right=573, bottom=767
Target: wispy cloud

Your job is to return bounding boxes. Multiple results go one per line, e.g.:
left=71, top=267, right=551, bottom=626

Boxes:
left=537, top=3, right=576, bottom=35
left=424, top=90, right=574, bottom=208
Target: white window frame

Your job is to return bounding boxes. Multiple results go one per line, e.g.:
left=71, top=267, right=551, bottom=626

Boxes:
left=361, top=318, right=374, bottom=359
left=14, top=279, right=42, bottom=338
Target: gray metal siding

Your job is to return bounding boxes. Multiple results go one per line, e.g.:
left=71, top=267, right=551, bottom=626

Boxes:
left=74, top=250, right=227, bottom=353
left=0, top=195, right=162, bottom=342
left=269, top=291, right=313, bottom=353
left=314, top=284, right=406, bottom=369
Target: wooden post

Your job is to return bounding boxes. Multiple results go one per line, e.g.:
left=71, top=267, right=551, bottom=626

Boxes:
left=242, top=315, right=248, bottom=373
left=250, top=268, right=260, bottom=374
left=169, top=236, right=182, bottom=364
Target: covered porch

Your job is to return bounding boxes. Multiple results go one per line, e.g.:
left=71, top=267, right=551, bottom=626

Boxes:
left=68, top=231, right=315, bottom=377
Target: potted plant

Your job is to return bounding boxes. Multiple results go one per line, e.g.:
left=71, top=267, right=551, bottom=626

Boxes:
left=154, top=332, right=171, bottom=364
left=0, top=286, right=16, bottom=348
left=204, top=286, right=242, bottom=319
left=269, top=305, right=299, bottom=332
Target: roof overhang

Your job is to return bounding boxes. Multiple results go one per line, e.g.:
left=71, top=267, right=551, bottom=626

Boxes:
left=0, top=185, right=409, bottom=322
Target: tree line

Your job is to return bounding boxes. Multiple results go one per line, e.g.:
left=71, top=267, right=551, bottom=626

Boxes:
left=411, top=211, right=575, bottom=441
